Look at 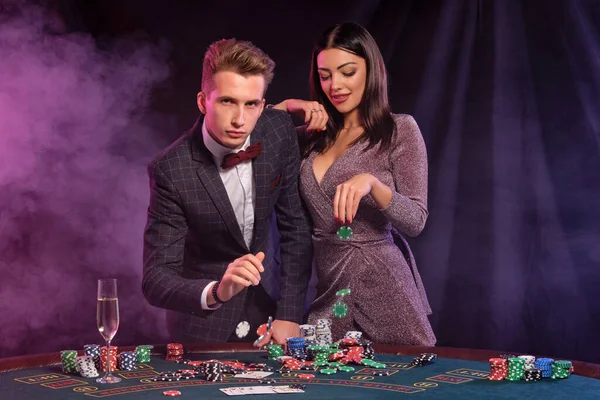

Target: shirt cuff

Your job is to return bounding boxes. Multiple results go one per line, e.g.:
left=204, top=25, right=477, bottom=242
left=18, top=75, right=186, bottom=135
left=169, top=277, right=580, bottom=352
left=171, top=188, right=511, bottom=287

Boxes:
left=201, top=281, right=222, bottom=311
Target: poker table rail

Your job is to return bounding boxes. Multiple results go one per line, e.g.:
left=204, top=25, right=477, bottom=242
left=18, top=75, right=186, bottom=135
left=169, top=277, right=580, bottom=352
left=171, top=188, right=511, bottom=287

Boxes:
left=2, top=343, right=599, bottom=379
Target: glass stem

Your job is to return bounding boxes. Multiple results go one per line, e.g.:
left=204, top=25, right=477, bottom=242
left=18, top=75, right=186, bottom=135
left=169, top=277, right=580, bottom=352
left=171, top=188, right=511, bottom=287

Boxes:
left=106, top=340, right=111, bottom=377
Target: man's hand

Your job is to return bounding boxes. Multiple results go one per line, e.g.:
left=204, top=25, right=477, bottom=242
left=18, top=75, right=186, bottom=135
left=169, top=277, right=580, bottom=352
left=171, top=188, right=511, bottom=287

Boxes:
left=212, top=252, right=265, bottom=304
left=255, top=320, right=300, bottom=348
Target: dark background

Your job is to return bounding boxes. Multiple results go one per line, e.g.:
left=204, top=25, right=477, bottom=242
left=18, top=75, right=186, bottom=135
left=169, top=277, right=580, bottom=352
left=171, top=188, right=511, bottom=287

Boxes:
left=1, top=0, right=599, bottom=363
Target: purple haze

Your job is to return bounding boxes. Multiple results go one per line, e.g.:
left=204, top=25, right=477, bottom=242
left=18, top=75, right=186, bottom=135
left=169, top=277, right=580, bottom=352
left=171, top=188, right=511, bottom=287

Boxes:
left=0, top=3, right=173, bottom=357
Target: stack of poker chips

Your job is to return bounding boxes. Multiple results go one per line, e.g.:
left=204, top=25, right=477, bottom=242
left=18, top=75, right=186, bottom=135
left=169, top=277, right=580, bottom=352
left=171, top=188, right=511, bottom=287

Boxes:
left=60, top=350, right=78, bottom=373
left=344, top=331, right=362, bottom=341
left=338, top=337, right=359, bottom=350
left=299, top=324, right=316, bottom=342
left=506, top=357, right=526, bottom=381
left=150, top=370, right=196, bottom=382
left=344, top=343, right=364, bottom=364
left=275, top=340, right=385, bottom=375
left=286, top=338, right=306, bottom=359
left=306, top=345, right=330, bottom=364
left=360, top=339, right=375, bottom=360
left=76, top=355, right=99, bottom=378
left=203, top=361, right=224, bottom=382
left=99, top=346, right=118, bottom=372
left=551, top=360, right=572, bottom=379
left=266, top=344, right=284, bottom=360
left=410, top=353, right=437, bottom=366
left=83, top=344, right=101, bottom=370
left=118, top=351, right=137, bottom=370
left=280, top=357, right=304, bottom=372
left=315, top=318, right=332, bottom=345
left=488, top=358, right=509, bottom=380
left=135, top=345, right=153, bottom=363
left=327, top=342, right=340, bottom=362
left=518, top=355, right=536, bottom=370
left=166, top=343, right=184, bottom=362
left=535, top=357, right=554, bottom=378
left=524, top=368, right=543, bottom=381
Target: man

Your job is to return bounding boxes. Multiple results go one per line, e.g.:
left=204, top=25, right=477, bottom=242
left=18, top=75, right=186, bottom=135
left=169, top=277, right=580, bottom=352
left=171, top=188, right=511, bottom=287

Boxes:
left=142, top=38, right=312, bottom=344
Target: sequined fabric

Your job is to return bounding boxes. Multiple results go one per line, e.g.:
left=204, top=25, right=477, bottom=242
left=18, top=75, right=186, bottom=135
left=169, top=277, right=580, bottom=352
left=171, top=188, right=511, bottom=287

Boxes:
left=301, top=114, right=436, bottom=346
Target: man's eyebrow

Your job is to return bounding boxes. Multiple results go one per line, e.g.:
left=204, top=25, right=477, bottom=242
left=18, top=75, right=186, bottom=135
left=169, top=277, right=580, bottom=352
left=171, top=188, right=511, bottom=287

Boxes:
left=215, top=96, right=261, bottom=103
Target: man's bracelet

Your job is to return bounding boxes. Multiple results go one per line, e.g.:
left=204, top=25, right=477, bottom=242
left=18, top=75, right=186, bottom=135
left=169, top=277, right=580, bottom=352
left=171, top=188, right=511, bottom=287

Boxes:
left=211, top=280, right=225, bottom=304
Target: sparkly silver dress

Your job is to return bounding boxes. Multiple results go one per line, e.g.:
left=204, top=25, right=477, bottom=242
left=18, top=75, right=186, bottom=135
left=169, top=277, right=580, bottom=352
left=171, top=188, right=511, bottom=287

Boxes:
left=300, top=114, right=436, bottom=346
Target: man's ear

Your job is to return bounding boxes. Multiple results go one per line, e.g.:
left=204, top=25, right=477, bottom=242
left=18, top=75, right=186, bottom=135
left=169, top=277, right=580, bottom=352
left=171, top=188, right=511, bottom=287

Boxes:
left=197, top=92, right=207, bottom=114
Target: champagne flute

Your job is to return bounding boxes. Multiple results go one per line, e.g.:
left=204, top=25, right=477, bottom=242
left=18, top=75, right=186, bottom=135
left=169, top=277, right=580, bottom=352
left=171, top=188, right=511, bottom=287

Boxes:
left=96, top=278, right=122, bottom=384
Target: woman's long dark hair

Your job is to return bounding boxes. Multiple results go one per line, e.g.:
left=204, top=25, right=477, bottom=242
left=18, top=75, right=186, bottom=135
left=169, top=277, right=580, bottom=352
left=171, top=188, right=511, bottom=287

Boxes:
left=304, top=22, right=395, bottom=157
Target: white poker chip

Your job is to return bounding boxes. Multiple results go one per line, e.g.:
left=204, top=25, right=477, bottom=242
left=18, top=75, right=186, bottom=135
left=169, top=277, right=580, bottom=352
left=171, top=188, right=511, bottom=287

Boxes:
left=236, top=321, right=250, bottom=338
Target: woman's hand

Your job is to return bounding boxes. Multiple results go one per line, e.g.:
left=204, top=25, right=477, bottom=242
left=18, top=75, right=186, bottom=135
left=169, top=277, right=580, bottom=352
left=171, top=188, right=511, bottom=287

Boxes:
left=273, top=99, right=328, bottom=132
left=334, top=174, right=393, bottom=224
left=334, top=174, right=375, bottom=224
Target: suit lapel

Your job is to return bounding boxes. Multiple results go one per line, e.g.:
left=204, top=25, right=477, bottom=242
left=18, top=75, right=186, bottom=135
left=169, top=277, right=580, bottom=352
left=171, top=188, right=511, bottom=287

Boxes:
left=250, top=122, right=271, bottom=250
left=190, top=118, right=247, bottom=251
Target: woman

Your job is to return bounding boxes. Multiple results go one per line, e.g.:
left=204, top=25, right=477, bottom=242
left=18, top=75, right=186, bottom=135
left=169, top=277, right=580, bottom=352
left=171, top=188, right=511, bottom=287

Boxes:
left=275, top=22, right=436, bottom=345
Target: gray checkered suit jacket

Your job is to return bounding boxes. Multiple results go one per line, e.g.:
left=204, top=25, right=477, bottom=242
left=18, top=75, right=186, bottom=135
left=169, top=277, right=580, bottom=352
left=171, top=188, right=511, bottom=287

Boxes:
left=142, top=109, right=313, bottom=342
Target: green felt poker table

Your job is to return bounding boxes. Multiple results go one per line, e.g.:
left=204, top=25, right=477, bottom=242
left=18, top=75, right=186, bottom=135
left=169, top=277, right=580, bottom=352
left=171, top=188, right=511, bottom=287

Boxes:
left=1, top=343, right=599, bottom=399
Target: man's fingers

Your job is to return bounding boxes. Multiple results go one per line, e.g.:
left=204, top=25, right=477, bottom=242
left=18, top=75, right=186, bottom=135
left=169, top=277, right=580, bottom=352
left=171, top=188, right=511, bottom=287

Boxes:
left=240, top=253, right=264, bottom=273
left=227, top=274, right=255, bottom=288
left=272, top=334, right=286, bottom=346
left=236, top=264, right=261, bottom=285
left=255, top=251, right=265, bottom=263
left=254, top=331, right=272, bottom=348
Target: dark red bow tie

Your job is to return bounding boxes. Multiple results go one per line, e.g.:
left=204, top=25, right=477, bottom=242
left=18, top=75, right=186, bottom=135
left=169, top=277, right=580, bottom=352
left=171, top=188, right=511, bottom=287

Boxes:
left=221, top=142, right=261, bottom=169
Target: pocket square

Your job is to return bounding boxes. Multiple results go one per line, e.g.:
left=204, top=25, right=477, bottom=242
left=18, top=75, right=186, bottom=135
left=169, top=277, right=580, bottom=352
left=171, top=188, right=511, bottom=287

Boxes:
left=270, top=174, right=281, bottom=189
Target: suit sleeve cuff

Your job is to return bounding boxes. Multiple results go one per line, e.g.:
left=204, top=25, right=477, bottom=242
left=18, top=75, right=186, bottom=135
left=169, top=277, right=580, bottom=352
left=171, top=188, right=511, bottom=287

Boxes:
left=201, top=281, right=222, bottom=311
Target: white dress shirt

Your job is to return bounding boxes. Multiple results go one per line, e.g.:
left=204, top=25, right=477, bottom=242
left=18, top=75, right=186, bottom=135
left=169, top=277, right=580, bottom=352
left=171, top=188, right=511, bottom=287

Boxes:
left=200, top=120, right=256, bottom=310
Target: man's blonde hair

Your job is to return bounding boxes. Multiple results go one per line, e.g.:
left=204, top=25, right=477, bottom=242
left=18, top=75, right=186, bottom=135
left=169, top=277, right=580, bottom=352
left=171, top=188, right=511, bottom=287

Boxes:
left=201, top=38, right=275, bottom=94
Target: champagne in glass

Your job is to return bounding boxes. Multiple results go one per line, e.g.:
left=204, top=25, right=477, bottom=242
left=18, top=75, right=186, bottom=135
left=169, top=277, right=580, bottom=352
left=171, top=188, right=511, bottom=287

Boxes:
left=96, top=278, right=122, bottom=384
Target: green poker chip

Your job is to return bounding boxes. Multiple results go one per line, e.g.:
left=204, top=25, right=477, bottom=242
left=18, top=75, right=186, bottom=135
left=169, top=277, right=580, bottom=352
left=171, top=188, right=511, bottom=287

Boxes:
left=336, top=226, right=353, bottom=240
left=336, top=288, right=351, bottom=297
left=332, top=301, right=349, bottom=318
left=320, top=368, right=337, bottom=375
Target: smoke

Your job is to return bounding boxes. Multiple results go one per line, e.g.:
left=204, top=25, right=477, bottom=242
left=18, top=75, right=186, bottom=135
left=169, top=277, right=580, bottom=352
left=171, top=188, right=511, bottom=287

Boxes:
left=0, top=2, right=173, bottom=356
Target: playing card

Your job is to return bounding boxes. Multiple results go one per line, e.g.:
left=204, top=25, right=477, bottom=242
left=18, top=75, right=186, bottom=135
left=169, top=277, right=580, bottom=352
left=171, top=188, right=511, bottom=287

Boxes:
left=220, top=385, right=304, bottom=396
left=272, top=385, right=305, bottom=393
left=234, top=371, right=273, bottom=379
left=220, top=386, right=277, bottom=395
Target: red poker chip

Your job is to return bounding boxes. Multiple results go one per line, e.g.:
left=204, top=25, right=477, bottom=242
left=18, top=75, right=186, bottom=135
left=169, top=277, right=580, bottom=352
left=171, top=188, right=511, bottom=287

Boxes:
left=163, top=390, right=181, bottom=396
left=298, top=374, right=314, bottom=379
left=257, top=323, right=268, bottom=336
left=187, top=361, right=203, bottom=367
